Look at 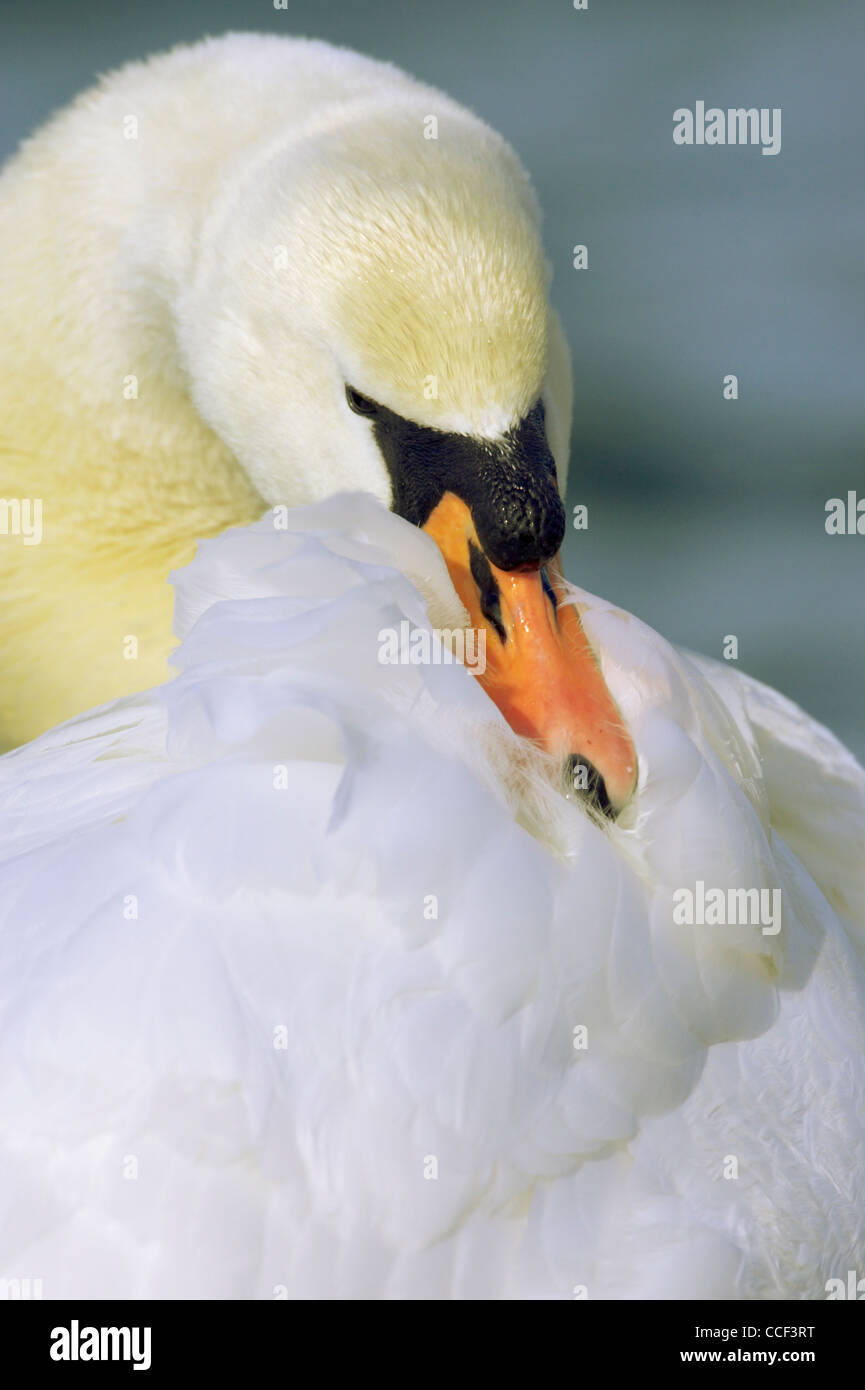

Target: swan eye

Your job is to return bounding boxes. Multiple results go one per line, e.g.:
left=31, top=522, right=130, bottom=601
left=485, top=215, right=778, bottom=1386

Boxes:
left=345, top=384, right=379, bottom=417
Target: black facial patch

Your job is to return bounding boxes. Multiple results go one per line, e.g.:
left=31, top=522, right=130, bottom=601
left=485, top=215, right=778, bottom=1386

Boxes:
left=368, top=398, right=566, bottom=572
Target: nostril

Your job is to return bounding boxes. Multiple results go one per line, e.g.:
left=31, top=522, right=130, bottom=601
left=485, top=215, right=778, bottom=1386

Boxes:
left=468, top=541, right=506, bottom=643
left=541, top=566, right=557, bottom=610
left=564, top=754, right=615, bottom=819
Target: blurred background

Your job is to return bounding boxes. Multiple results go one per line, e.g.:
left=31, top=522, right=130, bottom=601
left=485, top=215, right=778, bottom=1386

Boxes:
left=2, top=0, right=863, bottom=756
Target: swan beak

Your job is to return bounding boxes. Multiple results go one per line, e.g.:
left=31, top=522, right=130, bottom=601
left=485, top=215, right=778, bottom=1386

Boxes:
left=422, top=492, right=638, bottom=816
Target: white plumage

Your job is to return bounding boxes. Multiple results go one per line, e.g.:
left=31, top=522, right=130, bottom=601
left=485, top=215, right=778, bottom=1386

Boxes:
left=1, top=494, right=863, bottom=1299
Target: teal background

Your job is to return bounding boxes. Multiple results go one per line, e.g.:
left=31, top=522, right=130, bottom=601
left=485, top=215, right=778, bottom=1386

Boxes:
left=2, top=0, right=862, bottom=757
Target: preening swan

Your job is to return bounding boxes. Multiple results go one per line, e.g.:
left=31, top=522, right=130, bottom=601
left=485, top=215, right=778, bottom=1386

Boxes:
left=0, top=31, right=633, bottom=812
left=0, top=33, right=863, bottom=1300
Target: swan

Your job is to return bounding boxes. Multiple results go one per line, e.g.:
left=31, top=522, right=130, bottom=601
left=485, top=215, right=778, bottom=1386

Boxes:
left=0, top=30, right=634, bottom=815
left=0, top=33, right=863, bottom=1301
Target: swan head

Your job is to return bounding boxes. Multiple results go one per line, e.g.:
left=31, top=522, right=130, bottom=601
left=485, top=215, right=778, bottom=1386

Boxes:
left=179, top=102, right=637, bottom=815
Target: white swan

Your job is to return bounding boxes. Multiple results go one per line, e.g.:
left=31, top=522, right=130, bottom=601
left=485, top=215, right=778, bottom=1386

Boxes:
left=0, top=33, right=863, bottom=1300
left=3, top=30, right=629, bottom=801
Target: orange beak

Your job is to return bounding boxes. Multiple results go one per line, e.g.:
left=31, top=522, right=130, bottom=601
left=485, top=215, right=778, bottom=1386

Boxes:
left=423, top=492, right=637, bottom=815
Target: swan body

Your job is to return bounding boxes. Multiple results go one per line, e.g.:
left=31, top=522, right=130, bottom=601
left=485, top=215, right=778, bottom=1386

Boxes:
left=0, top=493, right=863, bottom=1299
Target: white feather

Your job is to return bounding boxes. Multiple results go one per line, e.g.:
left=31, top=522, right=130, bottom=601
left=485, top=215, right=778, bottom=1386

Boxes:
left=1, top=494, right=862, bottom=1299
